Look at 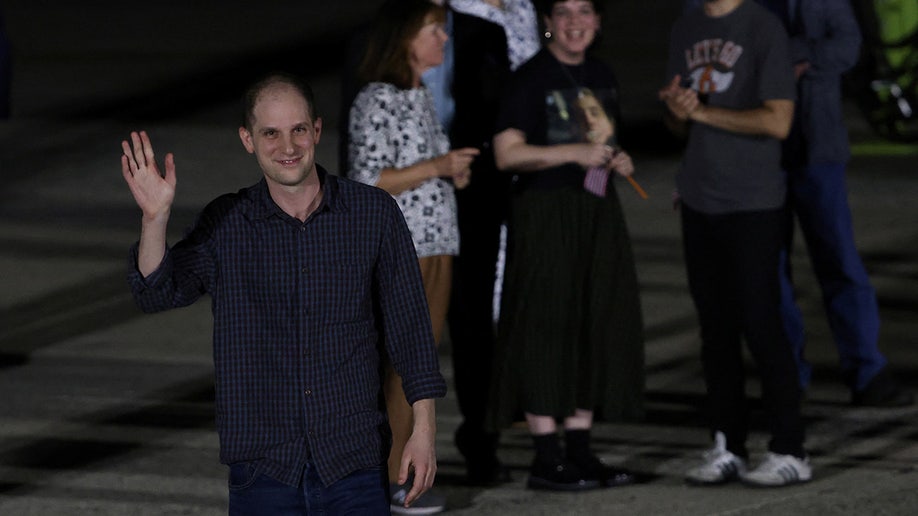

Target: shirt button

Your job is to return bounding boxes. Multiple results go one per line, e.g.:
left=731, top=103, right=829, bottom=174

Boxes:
left=304, top=389, right=312, bottom=396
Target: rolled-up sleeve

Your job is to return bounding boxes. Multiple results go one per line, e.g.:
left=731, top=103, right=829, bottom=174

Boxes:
left=373, top=197, right=447, bottom=404
left=126, top=213, right=215, bottom=313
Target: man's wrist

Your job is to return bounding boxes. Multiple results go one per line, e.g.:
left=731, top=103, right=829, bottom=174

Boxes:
left=141, top=209, right=171, bottom=227
left=687, top=103, right=704, bottom=123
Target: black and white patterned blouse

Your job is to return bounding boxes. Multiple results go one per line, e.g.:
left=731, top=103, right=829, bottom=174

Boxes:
left=347, top=82, right=459, bottom=258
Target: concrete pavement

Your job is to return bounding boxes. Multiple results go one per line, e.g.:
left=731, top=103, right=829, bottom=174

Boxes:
left=2, top=1, right=917, bottom=514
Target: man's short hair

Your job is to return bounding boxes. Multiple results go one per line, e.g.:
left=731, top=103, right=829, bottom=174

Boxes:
left=242, top=72, right=318, bottom=129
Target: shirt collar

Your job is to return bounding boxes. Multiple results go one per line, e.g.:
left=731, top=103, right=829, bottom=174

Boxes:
left=250, top=164, right=345, bottom=220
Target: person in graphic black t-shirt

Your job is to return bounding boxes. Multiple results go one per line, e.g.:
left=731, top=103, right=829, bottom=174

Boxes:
left=489, top=0, right=644, bottom=493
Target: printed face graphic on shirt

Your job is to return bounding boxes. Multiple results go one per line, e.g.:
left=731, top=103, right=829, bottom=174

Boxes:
left=545, top=87, right=616, bottom=146
left=682, top=38, right=744, bottom=94
left=576, top=91, right=615, bottom=144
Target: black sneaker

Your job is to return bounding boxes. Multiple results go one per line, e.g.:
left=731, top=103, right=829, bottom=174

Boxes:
left=571, top=454, right=636, bottom=488
left=527, top=458, right=601, bottom=491
left=852, top=368, right=914, bottom=408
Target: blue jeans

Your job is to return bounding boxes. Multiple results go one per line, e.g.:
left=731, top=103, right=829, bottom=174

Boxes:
left=779, top=161, right=886, bottom=391
left=228, top=461, right=390, bottom=515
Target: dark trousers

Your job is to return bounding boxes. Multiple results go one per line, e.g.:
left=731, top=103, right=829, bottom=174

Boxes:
left=682, top=204, right=805, bottom=458
left=779, top=161, right=885, bottom=390
left=448, top=169, right=508, bottom=462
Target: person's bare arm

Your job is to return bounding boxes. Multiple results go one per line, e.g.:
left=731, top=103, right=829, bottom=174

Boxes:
left=690, top=98, right=794, bottom=140
left=120, top=130, right=176, bottom=277
left=659, top=74, right=793, bottom=140
left=376, top=148, right=479, bottom=195
left=397, top=398, right=437, bottom=508
left=493, top=128, right=614, bottom=172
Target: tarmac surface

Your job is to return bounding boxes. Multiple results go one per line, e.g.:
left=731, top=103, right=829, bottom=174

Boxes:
left=1, top=1, right=917, bottom=514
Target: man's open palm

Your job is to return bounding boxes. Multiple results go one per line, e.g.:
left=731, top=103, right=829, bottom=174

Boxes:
left=121, top=130, right=176, bottom=220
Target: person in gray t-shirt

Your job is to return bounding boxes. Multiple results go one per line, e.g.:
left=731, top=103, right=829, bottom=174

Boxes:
left=659, top=0, right=809, bottom=488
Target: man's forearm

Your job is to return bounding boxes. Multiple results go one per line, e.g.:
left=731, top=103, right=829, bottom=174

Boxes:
left=137, top=213, right=169, bottom=277
left=690, top=99, right=794, bottom=140
left=411, top=398, right=436, bottom=435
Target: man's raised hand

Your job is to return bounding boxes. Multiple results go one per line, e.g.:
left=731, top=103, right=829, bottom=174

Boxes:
left=121, top=130, right=176, bottom=222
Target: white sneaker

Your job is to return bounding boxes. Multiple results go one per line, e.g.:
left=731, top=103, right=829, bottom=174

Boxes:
left=741, top=452, right=812, bottom=487
left=685, top=432, right=747, bottom=485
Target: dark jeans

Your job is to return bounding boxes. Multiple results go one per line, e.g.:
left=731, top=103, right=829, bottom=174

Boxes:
left=681, top=204, right=805, bottom=458
left=779, top=161, right=885, bottom=390
left=228, top=462, right=389, bottom=515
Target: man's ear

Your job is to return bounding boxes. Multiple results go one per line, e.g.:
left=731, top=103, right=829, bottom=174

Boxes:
left=239, top=127, right=255, bottom=154
left=313, top=117, right=323, bottom=144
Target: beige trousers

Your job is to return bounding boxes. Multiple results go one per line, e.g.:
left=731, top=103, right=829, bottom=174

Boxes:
left=384, top=254, right=452, bottom=483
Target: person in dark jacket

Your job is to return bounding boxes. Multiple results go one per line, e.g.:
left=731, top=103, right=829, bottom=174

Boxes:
left=764, top=0, right=912, bottom=407
left=421, top=0, right=541, bottom=487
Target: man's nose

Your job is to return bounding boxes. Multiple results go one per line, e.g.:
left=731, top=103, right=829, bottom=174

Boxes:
left=281, top=133, right=296, bottom=153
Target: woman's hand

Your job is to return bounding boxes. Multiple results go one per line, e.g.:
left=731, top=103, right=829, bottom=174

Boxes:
left=608, top=147, right=634, bottom=177
left=452, top=167, right=471, bottom=190
left=575, top=142, right=624, bottom=170
left=436, top=147, right=478, bottom=189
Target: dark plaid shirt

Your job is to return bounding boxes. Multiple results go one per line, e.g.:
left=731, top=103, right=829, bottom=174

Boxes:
left=127, top=166, right=446, bottom=487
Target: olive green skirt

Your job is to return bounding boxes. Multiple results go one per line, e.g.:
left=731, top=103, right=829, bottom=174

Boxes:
left=488, top=185, right=644, bottom=428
